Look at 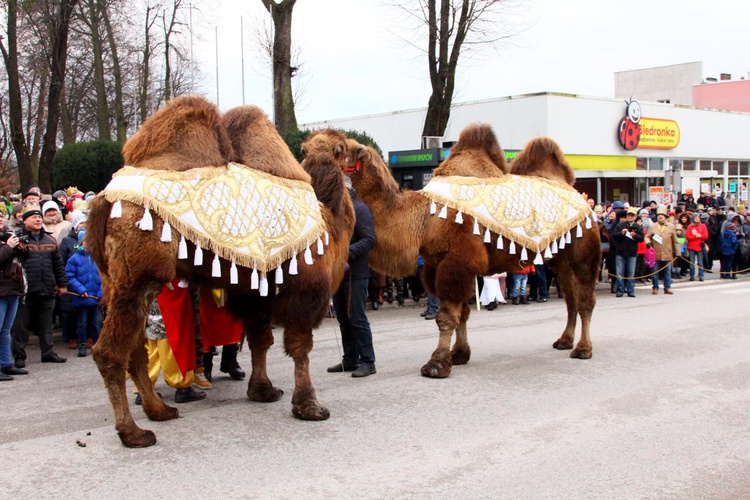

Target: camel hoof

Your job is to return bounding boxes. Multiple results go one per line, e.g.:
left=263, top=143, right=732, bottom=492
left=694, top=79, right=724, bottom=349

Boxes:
left=570, top=348, right=592, bottom=359
left=553, top=338, right=574, bottom=350
left=247, top=383, right=284, bottom=403
left=420, top=361, right=451, bottom=378
left=118, top=428, right=157, bottom=448
left=451, top=347, right=471, bottom=365
left=292, top=401, right=330, bottom=421
left=144, top=403, right=179, bottom=422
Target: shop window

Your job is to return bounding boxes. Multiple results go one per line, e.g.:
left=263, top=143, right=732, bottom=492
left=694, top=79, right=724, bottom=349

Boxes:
left=648, top=158, right=663, bottom=170
left=728, top=161, right=739, bottom=176
left=699, top=160, right=713, bottom=171
left=712, top=161, right=725, bottom=174
left=741, top=162, right=749, bottom=176
left=636, top=158, right=647, bottom=170
left=682, top=160, right=696, bottom=171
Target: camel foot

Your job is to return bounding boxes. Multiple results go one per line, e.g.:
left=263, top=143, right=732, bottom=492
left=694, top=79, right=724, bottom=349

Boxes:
left=451, top=346, right=471, bottom=365
left=117, top=427, right=157, bottom=448
left=247, top=382, right=284, bottom=403
left=570, top=347, right=592, bottom=359
left=553, top=338, right=574, bottom=350
left=292, top=400, right=330, bottom=421
left=421, top=360, right=452, bottom=378
left=143, top=403, right=179, bottom=422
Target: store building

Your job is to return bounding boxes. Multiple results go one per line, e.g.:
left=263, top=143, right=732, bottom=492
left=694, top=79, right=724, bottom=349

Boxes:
left=303, top=91, right=750, bottom=207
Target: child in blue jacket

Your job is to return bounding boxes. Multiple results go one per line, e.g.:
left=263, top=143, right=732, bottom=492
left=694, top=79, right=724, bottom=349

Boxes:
left=64, top=230, right=103, bottom=357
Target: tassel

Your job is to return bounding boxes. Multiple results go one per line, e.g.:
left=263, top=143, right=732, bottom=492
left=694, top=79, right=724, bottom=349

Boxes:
left=544, top=246, right=553, bottom=259
left=559, top=235, right=566, bottom=249
left=533, top=252, right=543, bottom=265
left=483, top=228, right=491, bottom=243
left=496, top=236, right=504, bottom=250
left=520, top=247, right=528, bottom=261
left=230, top=262, right=238, bottom=284
left=194, top=246, right=203, bottom=266
left=275, top=266, right=284, bottom=284
left=160, top=221, right=172, bottom=242
left=455, top=211, right=463, bottom=224
left=137, top=205, right=153, bottom=231
left=110, top=200, right=122, bottom=218
left=178, top=235, right=188, bottom=259
left=251, top=266, right=259, bottom=290
left=317, top=237, right=324, bottom=255
left=177, top=278, right=189, bottom=288
left=438, top=204, right=448, bottom=219
left=585, top=216, right=593, bottom=229
left=566, top=231, right=572, bottom=244
left=576, top=223, right=582, bottom=238
left=473, top=219, right=480, bottom=235
left=289, top=252, right=298, bottom=275
left=212, top=253, right=221, bottom=277
left=324, top=231, right=329, bottom=246
left=304, top=245, right=313, bottom=265
left=551, top=240, right=559, bottom=254
left=259, top=272, right=269, bottom=296
left=430, top=200, right=437, bottom=215
left=509, top=241, right=516, bottom=255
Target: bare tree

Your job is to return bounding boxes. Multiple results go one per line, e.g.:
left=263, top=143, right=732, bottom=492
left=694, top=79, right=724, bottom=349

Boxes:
left=101, top=0, right=127, bottom=143
left=390, top=0, right=521, bottom=139
left=260, top=0, right=298, bottom=136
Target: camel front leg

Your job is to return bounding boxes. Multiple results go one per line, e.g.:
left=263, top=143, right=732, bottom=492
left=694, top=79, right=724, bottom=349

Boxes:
left=93, top=292, right=158, bottom=448
left=451, top=302, right=471, bottom=365
left=285, top=327, right=329, bottom=421
left=128, top=343, right=178, bottom=422
left=246, top=320, right=284, bottom=403
left=421, top=300, right=462, bottom=378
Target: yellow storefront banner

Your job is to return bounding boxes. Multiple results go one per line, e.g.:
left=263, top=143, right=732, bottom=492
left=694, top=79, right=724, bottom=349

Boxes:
left=637, top=118, right=680, bottom=149
left=566, top=154, right=636, bottom=170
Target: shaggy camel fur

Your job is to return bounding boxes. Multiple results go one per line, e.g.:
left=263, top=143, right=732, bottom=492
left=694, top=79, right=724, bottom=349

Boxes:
left=87, top=97, right=353, bottom=447
left=348, top=124, right=600, bottom=378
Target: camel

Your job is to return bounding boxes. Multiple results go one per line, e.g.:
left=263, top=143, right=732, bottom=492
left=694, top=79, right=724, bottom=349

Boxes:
left=347, top=124, right=600, bottom=378
left=87, top=97, right=353, bottom=447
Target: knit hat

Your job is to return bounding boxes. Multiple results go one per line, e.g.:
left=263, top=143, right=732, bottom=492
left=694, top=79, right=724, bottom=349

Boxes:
left=52, top=190, right=67, bottom=200
left=11, top=203, right=23, bottom=219
left=42, top=200, right=59, bottom=215
left=638, top=208, right=650, bottom=217
left=70, top=211, right=87, bottom=230
left=612, top=201, right=624, bottom=209
left=85, top=191, right=96, bottom=201
left=22, top=203, right=43, bottom=220
left=699, top=212, right=709, bottom=221
left=626, top=206, right=638, bottom=215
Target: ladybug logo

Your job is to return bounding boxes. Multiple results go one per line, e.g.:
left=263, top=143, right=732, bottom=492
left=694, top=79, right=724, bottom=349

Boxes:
left=617, top=99, right=642, bottom=151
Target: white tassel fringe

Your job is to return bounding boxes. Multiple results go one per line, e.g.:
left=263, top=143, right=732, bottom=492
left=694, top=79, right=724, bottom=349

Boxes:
left=430, top=200, right=437, bottom=215
left=317, top=237, right=324, bottom=255
left=438, top=204, right=448, bottom=219
left=178, top=235, right=188, bottom=259
left=509, top=241, right=516, bottom=254
left=473, top=219, right=480, bottom=235
left=230, top=262, right=238, bottom=284
left=259, top=273, right=269, bottom=296
left=289, top=253, right=298, bottom=275
left=212, top=254, right=221, bottom=277
left=533, top=252, right=543, bottom=265
left=275, top=266, right=284, bottom=284
left=304, top=245, right=313, bottom=265
left=520, top=247, right=528, bottom=261
left=483, top=228, right=491, bottom=243
left=455, top=211, right=463, bottom=224
left=194, top=246, right=203, bottom=266
left=251, top=267, right=259, bottom=289
left=160, top=221, right=172, bottom=242
left=137, top=206, right=153, bottom=231
left=110, top=200, right=122, bottom=218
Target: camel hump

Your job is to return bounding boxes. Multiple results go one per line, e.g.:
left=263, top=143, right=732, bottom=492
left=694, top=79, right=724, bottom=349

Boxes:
left=223, top=105, right=310, bottom=182
left=510, top=137, right=575, bottom=186
left=123, top=95, right=233, bottom=171
left=434, top=123, right=507, bottom=177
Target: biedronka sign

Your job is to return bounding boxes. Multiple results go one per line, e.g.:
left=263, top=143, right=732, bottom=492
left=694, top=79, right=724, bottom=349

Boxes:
left=617, top=99, right=680, bottom=151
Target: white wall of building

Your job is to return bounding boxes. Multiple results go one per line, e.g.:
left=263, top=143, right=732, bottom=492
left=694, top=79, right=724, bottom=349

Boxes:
left=614, top=61, right=703, bottom=106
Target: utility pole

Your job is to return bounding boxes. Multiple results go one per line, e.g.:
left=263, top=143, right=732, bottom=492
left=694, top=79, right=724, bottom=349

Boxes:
left=240, top=16, right=245, bottom=105
left=215, top=25, right=219, bottom=107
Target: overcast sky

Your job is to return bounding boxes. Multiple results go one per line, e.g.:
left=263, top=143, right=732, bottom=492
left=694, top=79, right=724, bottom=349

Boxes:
left=193, top=0, right=749, bottom=124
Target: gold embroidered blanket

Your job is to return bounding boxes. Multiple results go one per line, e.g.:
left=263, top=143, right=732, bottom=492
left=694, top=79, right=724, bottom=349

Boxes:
left=102, top=163, right=326, bottom=272
left=420, top=175, right=593, bottom=254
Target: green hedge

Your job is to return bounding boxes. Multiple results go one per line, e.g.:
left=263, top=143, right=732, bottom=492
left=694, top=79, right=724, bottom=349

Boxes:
left=51, top=140, right=124, bottom=193
left=283, top=129, right=383, bottom=162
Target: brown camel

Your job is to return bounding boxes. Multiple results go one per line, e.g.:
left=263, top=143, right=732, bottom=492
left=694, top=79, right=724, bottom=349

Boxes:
left=347, top=124, right=600, bottom=378
left=87, top=97, right=353, bottom=447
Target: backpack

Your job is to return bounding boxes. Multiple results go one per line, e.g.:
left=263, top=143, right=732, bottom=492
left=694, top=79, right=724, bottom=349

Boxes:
left=738, top=238, right=750, bottom=259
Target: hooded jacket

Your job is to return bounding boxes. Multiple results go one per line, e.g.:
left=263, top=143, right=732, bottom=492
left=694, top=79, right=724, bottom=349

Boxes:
left=65, top=249, right=103, bottom=308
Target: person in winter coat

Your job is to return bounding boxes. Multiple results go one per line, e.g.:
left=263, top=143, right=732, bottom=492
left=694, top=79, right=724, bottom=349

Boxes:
left=612, top=207, right=644, bottom=297
left=58, top=212, right=86, bottom=348
left=644, top=206, right=680, bottom=294
left=64, top=230, right=103, bottom=357
left=719, top=213, right=743, bottom=279
left=509, top=265, right=534, bottom=305
left=685, top=213, right=709, bottom=281
left=0, top=221, right=27, bottom=381
left=42, top=200, right=72, bottom=244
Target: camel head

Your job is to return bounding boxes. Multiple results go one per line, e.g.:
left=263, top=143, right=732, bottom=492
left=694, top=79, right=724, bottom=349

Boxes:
left=223, top=105, right=310, bottom=183
left=301, top=129, right=348, bottom=172
left=346, top=140, right=401, bottom=202
left=434, top=123, right=507, bottom=177
left=123, top=95, right=233, bottom=171
left=510, top=136, right=575, bottom=186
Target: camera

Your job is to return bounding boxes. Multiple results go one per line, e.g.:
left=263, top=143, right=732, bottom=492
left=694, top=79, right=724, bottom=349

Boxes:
left=16, top=233, right=30, bottom=244
left=0, top=232, right=13, bottom=243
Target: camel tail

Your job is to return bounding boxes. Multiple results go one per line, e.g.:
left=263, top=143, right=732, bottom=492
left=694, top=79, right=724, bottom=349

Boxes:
left=86, top=195, right=111, bottom=276
left=510, top=137, right=575, bottom=186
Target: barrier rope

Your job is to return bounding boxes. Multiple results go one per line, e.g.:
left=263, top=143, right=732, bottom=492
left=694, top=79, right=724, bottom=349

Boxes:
left=606, top=256, right=750, bottom=280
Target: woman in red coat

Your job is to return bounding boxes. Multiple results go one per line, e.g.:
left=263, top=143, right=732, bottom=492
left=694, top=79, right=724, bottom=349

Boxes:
left=685, top=213, right=709, bottom=281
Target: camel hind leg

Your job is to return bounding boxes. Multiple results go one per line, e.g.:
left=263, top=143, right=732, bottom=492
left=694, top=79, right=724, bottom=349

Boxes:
left=93, top=288, right=162, bottom=448
left=127, top=339, right=179, bottom=422
left=245, top=312, right=284, bottom=403
left=551, top=261, right=595, bottom=360
left=451, top=302, right=472, bottom=365
left=285, top=326, right=329, bottom=420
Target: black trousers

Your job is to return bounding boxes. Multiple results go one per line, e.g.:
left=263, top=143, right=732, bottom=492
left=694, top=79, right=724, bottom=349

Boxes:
left=332, top=278, right=376, bottom=366
left=12, top=295, right=56, bottom=360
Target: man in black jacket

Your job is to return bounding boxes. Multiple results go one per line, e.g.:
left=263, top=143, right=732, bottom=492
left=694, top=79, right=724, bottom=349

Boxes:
left=11, top=204, right=68, bottom=367
left=612, top=206, right=644, bottom=298
left=328, top=177, right=377, bottom=378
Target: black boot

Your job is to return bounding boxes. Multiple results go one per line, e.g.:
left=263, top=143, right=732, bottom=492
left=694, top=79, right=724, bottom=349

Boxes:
left=220, top=343, right=245, bottom=380
left=203, top=352, right=213, bottom=382
left=511, top=296, right=519, bottom=305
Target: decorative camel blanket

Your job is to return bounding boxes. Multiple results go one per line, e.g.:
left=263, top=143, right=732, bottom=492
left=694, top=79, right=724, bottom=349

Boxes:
left=102, top=163, right=327, bottom=273
left=420, top=175, right=594, bottom=259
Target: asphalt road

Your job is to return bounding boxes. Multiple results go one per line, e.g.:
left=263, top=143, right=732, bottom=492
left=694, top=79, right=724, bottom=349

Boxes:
left=2, top=272, right=749, bottom=499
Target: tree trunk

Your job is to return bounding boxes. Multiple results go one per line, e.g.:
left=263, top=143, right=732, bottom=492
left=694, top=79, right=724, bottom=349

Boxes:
left=59, top=86, right=75, bottom=145
left=261, top=0, right=298, bottom=136
left=30, top=68, right=50, bottom=172
left=89, top=0, right=111, bottom=140
left=102, top=0, right=126, bottom=143
left=0, top=0, right=34, bottom=189
left=139, top=5, right=155, bottom=126
left=38, top=0, right=80, bottom=192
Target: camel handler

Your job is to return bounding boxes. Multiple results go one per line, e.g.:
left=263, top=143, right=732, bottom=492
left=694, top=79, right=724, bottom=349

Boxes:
left=644, top=206, right=681, bottom=295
